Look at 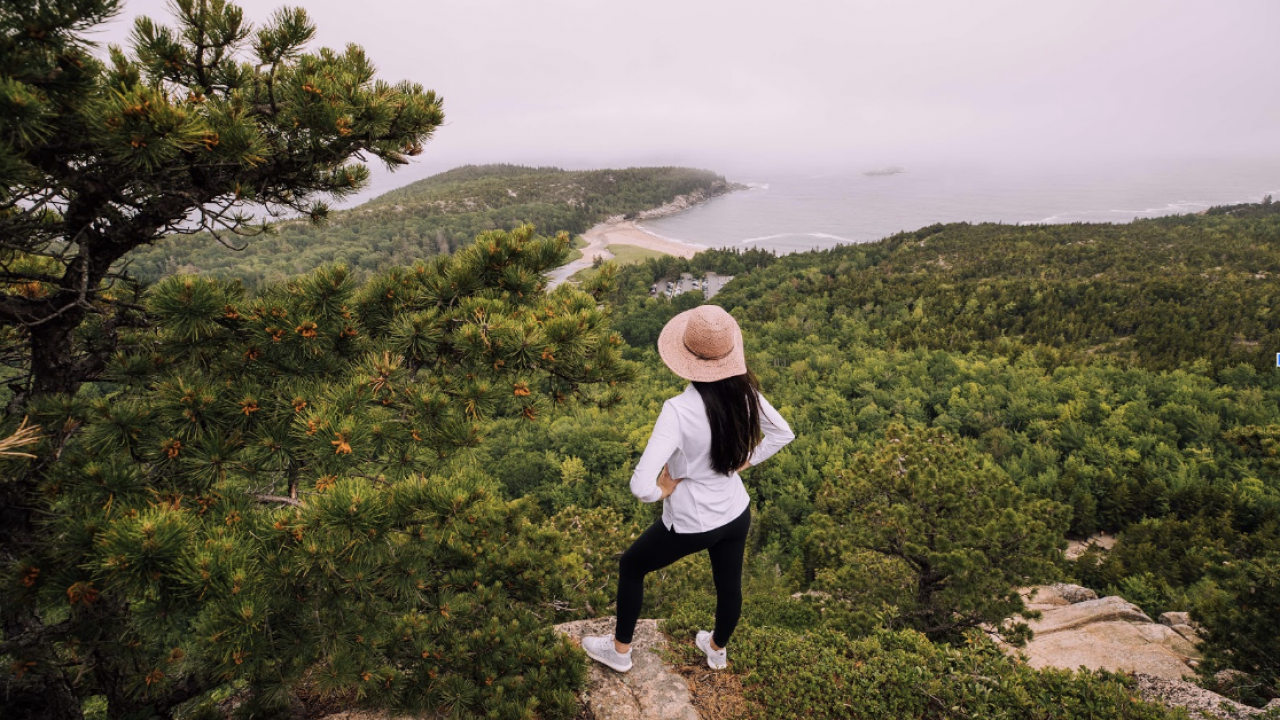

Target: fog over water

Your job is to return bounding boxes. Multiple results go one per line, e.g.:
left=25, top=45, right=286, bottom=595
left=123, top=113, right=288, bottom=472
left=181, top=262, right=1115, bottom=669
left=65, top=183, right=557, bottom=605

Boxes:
left=97, top=1, right=1280, bottom=213
left=642, top=158, right=1280, bottom=254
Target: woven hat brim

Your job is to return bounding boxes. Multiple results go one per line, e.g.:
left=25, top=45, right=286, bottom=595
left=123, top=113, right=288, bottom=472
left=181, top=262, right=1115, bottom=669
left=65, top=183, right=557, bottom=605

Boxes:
left=657, top=308, right=748, bottom=382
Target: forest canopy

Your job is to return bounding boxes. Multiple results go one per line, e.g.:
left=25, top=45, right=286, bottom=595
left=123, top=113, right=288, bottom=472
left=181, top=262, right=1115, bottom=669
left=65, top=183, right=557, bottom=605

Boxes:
left=528, top=206, right=1280, bottom=712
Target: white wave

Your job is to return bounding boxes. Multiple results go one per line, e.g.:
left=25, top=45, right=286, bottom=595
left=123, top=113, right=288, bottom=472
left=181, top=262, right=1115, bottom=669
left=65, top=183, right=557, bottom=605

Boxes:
left=807, top=232, right=857, bottom=243
left=1104, top=200, right=1213, bottom=216
left=632, top=224, right=709, bottom=249
left=1020, top=193, right=1264, bottom=225
left=737, top=232, right=857, bottom=246
left=737, top=233, right=792, bottom=245
left=1227, top=189, right=1280, bottom=205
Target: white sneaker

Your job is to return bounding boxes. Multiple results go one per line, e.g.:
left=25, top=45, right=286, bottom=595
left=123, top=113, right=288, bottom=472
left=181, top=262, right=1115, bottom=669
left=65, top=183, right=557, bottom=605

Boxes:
left=696, top=630, right=727, bottom=669
left=582, top=634, right=633, bottom=673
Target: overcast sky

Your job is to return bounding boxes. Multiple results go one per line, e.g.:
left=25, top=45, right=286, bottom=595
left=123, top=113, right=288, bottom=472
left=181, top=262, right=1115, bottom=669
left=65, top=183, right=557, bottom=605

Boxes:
left=94, top=0, right=1280, bottom=193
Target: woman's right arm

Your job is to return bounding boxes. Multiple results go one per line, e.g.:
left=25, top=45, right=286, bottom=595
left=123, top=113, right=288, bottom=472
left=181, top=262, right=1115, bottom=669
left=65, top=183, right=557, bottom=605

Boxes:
left=630, top=401, right=682, bottom=503
left=743, top=392, right=795, bottom=470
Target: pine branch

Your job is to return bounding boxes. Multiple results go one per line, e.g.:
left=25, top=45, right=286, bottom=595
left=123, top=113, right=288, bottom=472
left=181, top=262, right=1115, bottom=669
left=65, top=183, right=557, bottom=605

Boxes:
left=0, top=619, right=73, bottom=656
left=253, top=493, right=301, bottom=507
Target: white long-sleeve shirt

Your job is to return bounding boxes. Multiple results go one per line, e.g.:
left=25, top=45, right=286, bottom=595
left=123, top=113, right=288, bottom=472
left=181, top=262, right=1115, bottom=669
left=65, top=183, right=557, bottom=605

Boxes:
left=630, top=384, right=795, bottom=533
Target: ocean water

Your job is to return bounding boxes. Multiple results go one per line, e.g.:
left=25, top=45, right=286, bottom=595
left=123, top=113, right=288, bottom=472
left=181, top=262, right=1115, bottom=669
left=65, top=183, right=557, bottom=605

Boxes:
left=639, top=159, right=1280, bottom=255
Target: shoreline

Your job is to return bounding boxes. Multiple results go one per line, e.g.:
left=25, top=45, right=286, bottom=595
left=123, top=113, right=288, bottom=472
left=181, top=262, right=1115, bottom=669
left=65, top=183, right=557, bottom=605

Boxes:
left=546, top=183, right=744, bottom=287
left=586, top=219, right=708, bottom=259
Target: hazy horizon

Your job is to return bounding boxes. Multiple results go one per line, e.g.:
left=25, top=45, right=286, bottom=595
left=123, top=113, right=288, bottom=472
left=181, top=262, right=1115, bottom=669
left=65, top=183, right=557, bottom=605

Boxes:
left=93, top=0, right=1280, bottom=202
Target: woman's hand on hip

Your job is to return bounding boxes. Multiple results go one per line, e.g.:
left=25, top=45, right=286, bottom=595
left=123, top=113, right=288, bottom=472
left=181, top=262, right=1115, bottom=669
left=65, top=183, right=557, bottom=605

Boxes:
left=657, top=464, right=683, bottom=499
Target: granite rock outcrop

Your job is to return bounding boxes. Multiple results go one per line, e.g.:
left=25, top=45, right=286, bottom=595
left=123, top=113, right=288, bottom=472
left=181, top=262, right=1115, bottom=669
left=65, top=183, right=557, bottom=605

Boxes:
left=554, top=618, right=699, bottom=720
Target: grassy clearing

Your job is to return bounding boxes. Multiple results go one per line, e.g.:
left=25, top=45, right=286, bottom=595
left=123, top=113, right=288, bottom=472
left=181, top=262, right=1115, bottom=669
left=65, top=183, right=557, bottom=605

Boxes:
left=570, top=243, right=668, bottom=282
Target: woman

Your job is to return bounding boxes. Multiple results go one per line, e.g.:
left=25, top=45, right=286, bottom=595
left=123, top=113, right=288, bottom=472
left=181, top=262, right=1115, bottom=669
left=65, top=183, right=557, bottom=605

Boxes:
left=582, top=304, right=795, bottom=672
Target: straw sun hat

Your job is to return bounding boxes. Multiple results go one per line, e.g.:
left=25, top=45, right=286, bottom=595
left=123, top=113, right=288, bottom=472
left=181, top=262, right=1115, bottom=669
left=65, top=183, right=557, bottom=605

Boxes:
left=657, top=305, right=748, bottom=382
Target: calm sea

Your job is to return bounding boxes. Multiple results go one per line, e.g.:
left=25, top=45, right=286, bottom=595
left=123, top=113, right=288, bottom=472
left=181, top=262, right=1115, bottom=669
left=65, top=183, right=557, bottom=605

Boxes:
left=639, top=158, right=1280, bottom=255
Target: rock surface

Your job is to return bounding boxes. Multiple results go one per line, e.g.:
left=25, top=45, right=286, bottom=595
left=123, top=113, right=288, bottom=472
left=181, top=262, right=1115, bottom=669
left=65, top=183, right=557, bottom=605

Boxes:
left=1018, top=588, right=1199, bottom=681
left=1024, top=583, right=1099, bottom=609
left=1134, top=674, right=1276, bottom=720
left=1157, top=611, right=1205, bottom=645
left=1064, top=532, right=1117, bottom=560
left=1014, top=587, right=1280, bottom=717
left=554, top=618, right=699, bottom=720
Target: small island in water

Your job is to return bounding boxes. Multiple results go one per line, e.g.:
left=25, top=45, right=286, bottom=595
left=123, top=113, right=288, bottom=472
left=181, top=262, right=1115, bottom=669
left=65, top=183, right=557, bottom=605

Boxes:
left=864, top=165, right=907, bottom=176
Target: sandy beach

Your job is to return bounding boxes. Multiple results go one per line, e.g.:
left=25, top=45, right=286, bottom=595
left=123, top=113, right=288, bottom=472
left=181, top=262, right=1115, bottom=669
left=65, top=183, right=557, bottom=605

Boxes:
left=543, top=183, right=743, bottom=288
left=545, top=219, right=710, bottom=288
left=586, top=220, right=708, bottom=259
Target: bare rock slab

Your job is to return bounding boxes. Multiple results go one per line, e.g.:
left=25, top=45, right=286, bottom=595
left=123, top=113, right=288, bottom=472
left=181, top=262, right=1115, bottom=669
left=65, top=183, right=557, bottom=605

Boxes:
left=1065, top=532, right=1117, bottom=560
left=1159, top=611, right=1192, bottom=627
left=555, top=618, right=699, bottom=720
left=1135, top=674, right=1272, bottom=720
left=1023, top=620, right=1198, bottom=680
left=1022, top=584, right=1098, bottom=611
left=1158, top=612, right=1205, bottom=645
left=1027, top=595, right=1153, bottom=636
left=1016, top=590, right=1201, bottom=682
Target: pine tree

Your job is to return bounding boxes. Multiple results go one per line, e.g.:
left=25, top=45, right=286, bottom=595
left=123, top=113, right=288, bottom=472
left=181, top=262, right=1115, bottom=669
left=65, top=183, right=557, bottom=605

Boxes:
left=3, top=225, right=629, bottom=719
left=1, top=3, right=450, bottom=715
left=803, top=424, right=1068, bottom=643
left=1196, top=551, right=1280, bottom=704
left=0, top=0, right=443, bottom=399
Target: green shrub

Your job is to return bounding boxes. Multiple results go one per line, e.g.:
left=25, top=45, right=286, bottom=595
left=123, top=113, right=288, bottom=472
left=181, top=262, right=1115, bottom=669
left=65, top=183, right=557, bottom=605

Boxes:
left=1195, top=551, right=1280, bottom=705
left=667, top=623, right=1186, bottom=720
left=803, top=425, right=1067, bottom=643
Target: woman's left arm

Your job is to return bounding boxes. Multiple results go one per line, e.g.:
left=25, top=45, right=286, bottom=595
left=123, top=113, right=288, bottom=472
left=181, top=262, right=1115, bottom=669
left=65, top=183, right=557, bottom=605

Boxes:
left=744, top=393, right=795, bottom=469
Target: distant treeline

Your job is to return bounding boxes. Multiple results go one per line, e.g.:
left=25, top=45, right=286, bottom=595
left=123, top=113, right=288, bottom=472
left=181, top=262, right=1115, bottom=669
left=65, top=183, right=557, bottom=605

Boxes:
left=605, top=213, right=1280, bottom=374
left=126, top=164, right=732, bottom=291
left=1204, top=193, right=1279, bottom=219
left=710, top=214, right=1280, bottom=374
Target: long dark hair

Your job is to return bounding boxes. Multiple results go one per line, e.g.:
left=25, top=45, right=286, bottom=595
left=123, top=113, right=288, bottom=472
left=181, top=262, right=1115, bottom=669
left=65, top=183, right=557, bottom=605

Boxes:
left=693, top=370, right=763, bottom=475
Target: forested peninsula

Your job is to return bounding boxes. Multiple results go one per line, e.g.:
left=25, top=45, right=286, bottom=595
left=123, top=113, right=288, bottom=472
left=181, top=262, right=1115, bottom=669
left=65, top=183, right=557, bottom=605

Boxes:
left=126, top=165, right=736, bottom=290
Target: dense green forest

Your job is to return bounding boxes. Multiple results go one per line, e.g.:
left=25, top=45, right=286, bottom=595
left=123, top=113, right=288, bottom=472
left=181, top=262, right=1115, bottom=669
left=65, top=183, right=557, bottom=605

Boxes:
left=607, top=214, right=1280, bottom=373
left=125, top=165, right=734, bottom=291
left=473, top=209, right=1280, bottom=713
left=14, top=199, right=1280, bottom=718
left=11, top=1, right=1256, bottom=718
left=14, top=200, right=1280, bottom=718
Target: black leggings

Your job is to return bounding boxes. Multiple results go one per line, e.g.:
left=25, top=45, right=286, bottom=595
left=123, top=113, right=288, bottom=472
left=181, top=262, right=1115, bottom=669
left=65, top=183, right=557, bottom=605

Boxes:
left=614, top=505, right=751, bottom=647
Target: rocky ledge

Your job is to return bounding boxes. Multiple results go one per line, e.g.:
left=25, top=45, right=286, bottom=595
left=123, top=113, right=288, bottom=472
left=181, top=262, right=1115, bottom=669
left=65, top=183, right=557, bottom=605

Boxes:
left=1020, top=585, right=1198, bottom=681
left=554, top=618, right=699, bottom=720
left=613, top=180, right=747, bottom=223
left=1018, top=584, right=1278, bottom=719
left=1134, top=674, right=1280, bottom=720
